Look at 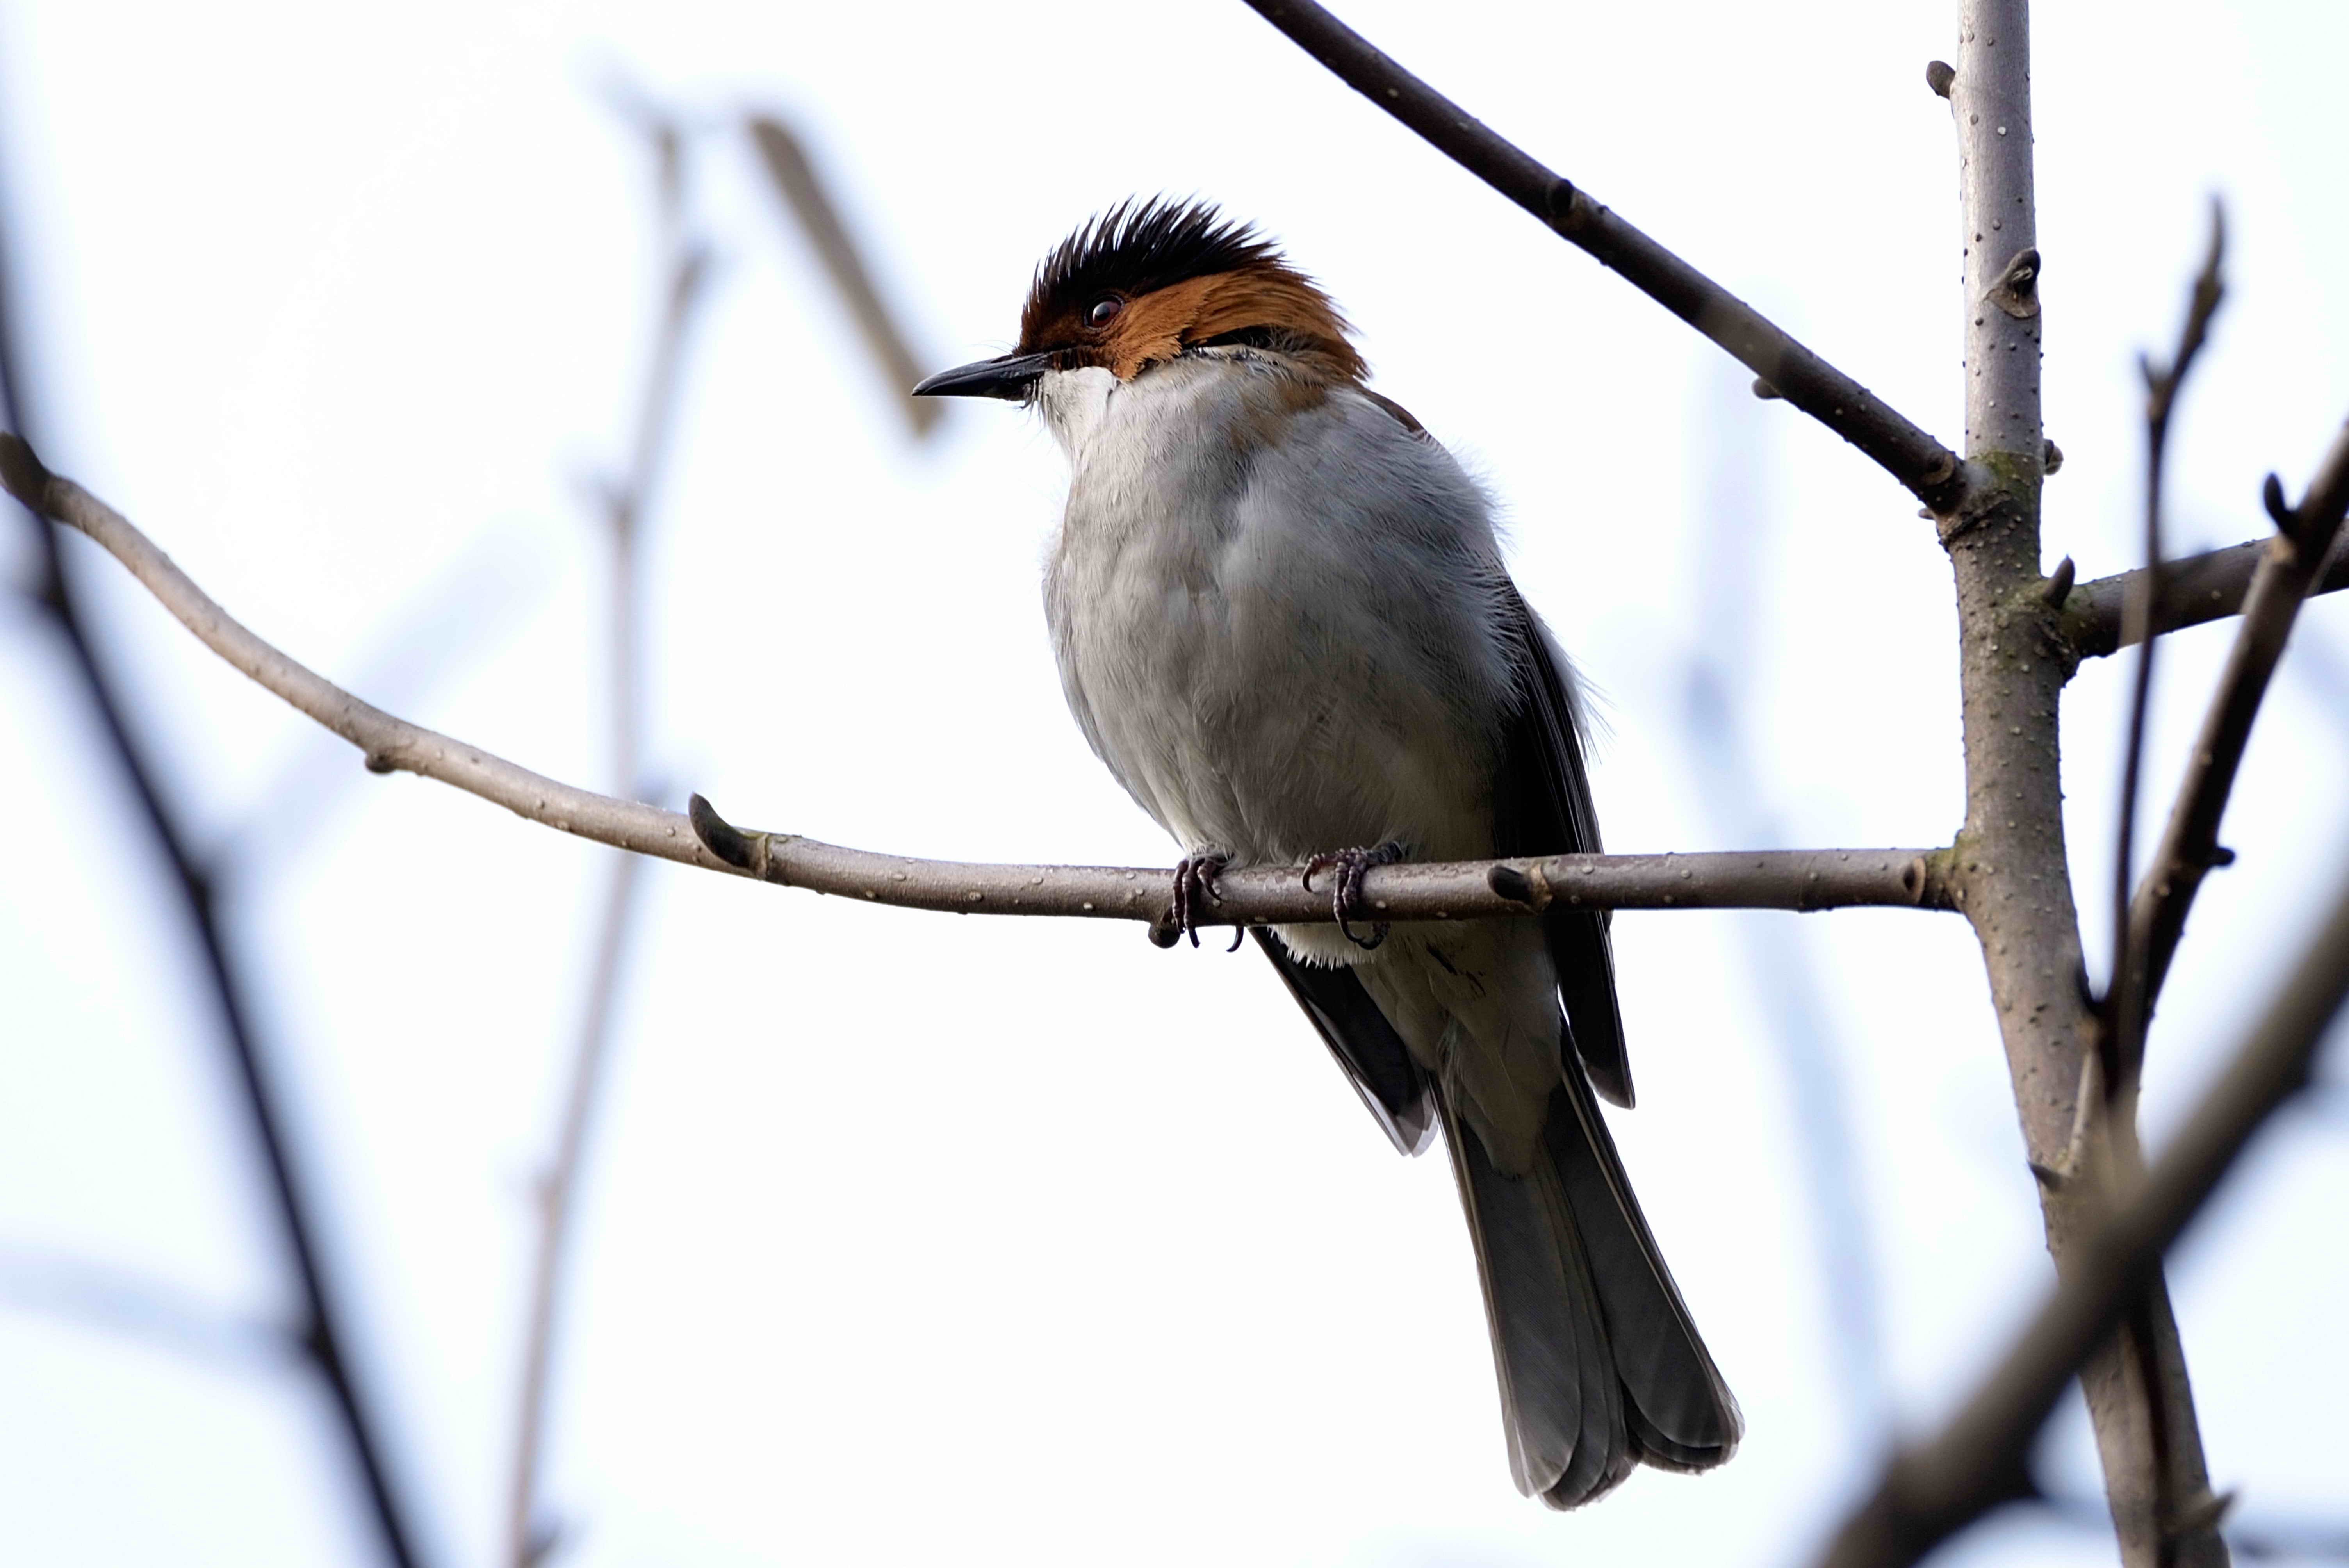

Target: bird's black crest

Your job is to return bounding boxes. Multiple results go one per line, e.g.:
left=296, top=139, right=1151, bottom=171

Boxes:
left=1027, top=198, right=1279, bottom=316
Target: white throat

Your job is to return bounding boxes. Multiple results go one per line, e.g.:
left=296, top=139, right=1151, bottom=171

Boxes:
left=1034, top=365, right=1119, bottom=458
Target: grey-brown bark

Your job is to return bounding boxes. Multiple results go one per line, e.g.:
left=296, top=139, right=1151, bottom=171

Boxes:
left=1821, top=857, right=2349, bottom=1567
left=0, top=189, right=428, bottom=1568
left=2063, top=534, right=2349, bottom=662
left=1939, top=7, right=2224, bottom=1563
left=504, top=116, right=711, bottom=1568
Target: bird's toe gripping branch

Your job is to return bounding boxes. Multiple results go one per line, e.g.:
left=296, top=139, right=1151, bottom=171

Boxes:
left=1303, top=841, right=1408, bottom=951
left=1157, top=848, right=1240, bottom=951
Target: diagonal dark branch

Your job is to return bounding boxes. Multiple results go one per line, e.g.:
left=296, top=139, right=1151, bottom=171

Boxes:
left=0, top=198, right=428, bottom=1568
left=2127, top=415, right=2349, bottom=1023
left=504, top=114, right=711, bottom=1568
left=2109, top=206, right=2226, bottom=1100
left=0, top=429, right=1953, bottom=924
left=1237, top=0, right=1975, bottom=515
left=2064, top=533, right=2349, bottom=663
left=1819, top=854, right=2349, bottom=1568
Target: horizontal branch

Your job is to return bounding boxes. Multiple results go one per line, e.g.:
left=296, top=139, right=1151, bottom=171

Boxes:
left=2063, top=530, right=2349, bottom=663
left=1239, top=0, right=1975, bottom=515
left=688, top=795, right=1955, bottom=925
left=1819, top=852, right=2349, bottom=1568
left=0, top=434, right=1959, bottom=926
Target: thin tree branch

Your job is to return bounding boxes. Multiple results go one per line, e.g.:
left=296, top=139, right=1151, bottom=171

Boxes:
left=1819, top=855, right=2349, bottom=1568
left=1238, top=0, right=1978, bottom=516
left=692, top=792, right=1956, bottom=921
left=505, top=116, right=709, bottom=1568
left=2098, top=210, right=2229, bottom=1568
left=0, top=431, right=1953, bottom=924
left=0, top=203, right=428, bottom=1568
left=2063, top=533, right=2349, bottom=663
left=2127, top=415, right=2349, bottom=1021
left=1936, top=7, right=2224, bottom=1563
left=2110, top=207, right=2226, bottom=1102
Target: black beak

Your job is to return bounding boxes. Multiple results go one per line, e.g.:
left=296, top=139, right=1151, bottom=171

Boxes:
left=912, top=350, right=1054, bottom=400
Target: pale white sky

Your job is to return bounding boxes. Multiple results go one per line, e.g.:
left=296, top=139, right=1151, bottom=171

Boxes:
left=1, top=2, right=2344, bottom=1566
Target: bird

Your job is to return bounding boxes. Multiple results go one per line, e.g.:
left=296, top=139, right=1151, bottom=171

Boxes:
left=913, top=197, right=1739, bottom=1508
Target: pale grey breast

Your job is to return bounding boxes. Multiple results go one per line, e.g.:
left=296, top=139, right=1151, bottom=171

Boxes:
left=1041, top=349, right=1518, bottom=868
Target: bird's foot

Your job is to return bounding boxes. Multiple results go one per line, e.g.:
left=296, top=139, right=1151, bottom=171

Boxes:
left=1302, top=841, right=1408, bottom=951
left=1160, top=847, right=1242, bottom=951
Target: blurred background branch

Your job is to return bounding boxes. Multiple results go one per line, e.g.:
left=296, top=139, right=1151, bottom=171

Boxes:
left=504, top=100, right=709, bottom=1568
left=504, top=88, right=955, bottom=1568
left=0, top=1242, right=297, bottom=1373
left=0, top=105, right=429, bottom=1568
left=1681, top=366, right=1888, bottom=1444
left=747, top=115, right=941, bottom=441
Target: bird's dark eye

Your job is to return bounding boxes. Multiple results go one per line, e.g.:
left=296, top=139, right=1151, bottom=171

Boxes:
left=1086, top=296, right=1123, bottom=327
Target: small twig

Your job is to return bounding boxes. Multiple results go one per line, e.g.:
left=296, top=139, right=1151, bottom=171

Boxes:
left=1237, top=0, right=1975, bottom=515
left=2062, top=534, right=2349, bottom=661
left=0, top=433, right=1959, bottom=925
left=0, top=1244, right=298, bottom=1371
left=1819, top=854, right=2349, bottom=1568
left=2100, top=199, right=2229, bottom=1568
left=506, top=109, right=713, bottom=1568
left=2127, top=413, right=2349, bottom=1022
left=2109, top=204, right=2226, bottom=1098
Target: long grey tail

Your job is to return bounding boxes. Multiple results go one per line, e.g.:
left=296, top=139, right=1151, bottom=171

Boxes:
left=1438, top=1060, right=1742, bottom=1508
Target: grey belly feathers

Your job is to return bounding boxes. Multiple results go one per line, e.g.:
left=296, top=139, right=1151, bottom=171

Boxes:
left=1038, top=348, right=1739, bottom=1506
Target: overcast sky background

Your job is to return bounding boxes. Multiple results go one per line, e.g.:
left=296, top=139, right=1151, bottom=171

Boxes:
left=2, top=2, right=2345, bottom=1565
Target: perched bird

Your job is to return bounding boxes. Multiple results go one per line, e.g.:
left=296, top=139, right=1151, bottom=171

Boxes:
left=914, top=198, right=1739, bottom=1507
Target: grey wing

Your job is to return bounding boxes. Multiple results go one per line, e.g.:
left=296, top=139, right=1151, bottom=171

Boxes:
left=1252, top=931, right=1437, bottom=1155
left=1490, top=583, right=1635, bottom=1108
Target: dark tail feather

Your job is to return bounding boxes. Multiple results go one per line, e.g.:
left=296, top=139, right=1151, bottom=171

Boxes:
left=1440, top=1069, right=1741, bottom=1507
left=1547, top=1060, right=1742, bottom=1468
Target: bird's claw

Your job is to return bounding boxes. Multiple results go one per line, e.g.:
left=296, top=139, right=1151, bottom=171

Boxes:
left=1302, top=842, right=1406, bottom=951
left=1170, top=848, right=1242, bottom=951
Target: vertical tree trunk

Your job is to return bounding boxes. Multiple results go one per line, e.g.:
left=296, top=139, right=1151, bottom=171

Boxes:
left=1944, top=5, right=2226, bottom=1563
